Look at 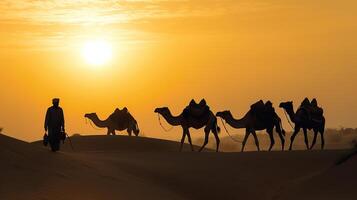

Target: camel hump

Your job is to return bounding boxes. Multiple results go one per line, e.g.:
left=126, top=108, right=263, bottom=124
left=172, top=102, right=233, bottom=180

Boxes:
left=184, top=99, right=210, bottom=118
left=265, top=101, right=273, bottom=107
left=250, top=100, right=265, bottom=113
left=199, top=99, right=207, bottom=107
left=300, top=97, right=311, bottom=108
left=189, top=99, right=197, bottom=106
left=110, top=107, right=130, bottom=123
left=298, top=98, right=324, bottom=121
left=250, top=100, right=278, bottom=123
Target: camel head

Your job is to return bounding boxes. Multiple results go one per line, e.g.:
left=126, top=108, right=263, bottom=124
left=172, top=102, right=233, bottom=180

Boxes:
left=216, top=110, right=232, bottom=120
left=154, top=107, right=169, bottom=115
left=84, top=113, right=97, bottom=119
left=279, top=101, right=293, bottom=111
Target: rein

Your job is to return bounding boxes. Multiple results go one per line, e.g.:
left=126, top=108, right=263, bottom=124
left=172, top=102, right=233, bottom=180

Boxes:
left=65, top=133, right=75, bottom=151
left=220, top=118, right=243, bottom=143
left=283, top=110, right=294, bottom=130
left=157, top=114, right=174, bottom=132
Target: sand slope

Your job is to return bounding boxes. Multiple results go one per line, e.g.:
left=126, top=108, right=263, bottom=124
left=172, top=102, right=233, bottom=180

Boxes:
left=276, top=150, right=357, bottom=200
left=1, top=134, right=356, bottom=200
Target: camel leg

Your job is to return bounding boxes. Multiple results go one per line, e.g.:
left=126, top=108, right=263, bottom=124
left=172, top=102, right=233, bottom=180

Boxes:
left=309, top=129, right=318, bottom=150
left=252, top=130, right=260, bottom=152
left=303, top=128, right=309, bottom=150
left=107, top=129, right=111, bottom=135
left=241, top=130, right=250, bottom=152
left=112, top=130, right=116, bottom=135
left=199, top=129, right=210, bottom=152
left=320, top=120, right=325, bottom=150
left=185, top=129, right=194, bottom=152
left=289, top=127, right=300, bottom=151
left=277, top=128, right=285, bottom=151
left=127, top=128, right=132, bottom=137
left=179, top=132, right=187, bottom=152
left=320, top=131, right=325, bottom=150
left=267, top=130, right=275, bottom=151
left=212, top=129, right=220, bottom=152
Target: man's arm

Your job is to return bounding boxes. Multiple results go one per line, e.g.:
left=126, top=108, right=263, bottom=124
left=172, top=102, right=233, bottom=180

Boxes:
left=44, top=108, right=49, bottom=131
left=60, top=108, right=65, bottom=131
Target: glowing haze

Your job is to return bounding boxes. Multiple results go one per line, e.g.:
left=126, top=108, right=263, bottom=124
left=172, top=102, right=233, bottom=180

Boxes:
left=0, top=0, right=357, bottom=141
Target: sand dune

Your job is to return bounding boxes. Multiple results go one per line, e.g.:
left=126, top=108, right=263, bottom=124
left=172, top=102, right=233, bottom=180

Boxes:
left=33, top=135, right=208, bottom=153
left=1, top=133, right=356, bottom=200
left=276, top=149, right=357, bottom=200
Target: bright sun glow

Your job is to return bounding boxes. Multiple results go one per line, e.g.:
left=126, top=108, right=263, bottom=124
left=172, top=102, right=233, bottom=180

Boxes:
left=81, top=40, right=113, bottom=66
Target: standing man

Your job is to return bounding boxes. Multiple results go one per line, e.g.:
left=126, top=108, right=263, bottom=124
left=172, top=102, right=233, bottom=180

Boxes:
left=44, top=98, right=65, bottom=152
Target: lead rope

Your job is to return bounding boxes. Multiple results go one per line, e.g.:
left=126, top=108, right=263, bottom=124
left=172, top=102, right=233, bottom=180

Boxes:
left=283, top=110, right=294, bottom=130
left=157, top=114, right=174, bottom=132
left=66, top=133, right=74, bottom=151
left=220, top=118, right=243, bottom=143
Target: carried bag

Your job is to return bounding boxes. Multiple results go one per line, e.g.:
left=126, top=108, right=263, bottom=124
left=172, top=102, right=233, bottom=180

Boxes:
left=43, top=133, right=49, bottom=146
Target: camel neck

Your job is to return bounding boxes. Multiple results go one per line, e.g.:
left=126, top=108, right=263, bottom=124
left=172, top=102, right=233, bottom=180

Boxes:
left=89, top=115, right=108, bottom=128
left=160, top=110, right=182, bottom=126
left=284, top=107, right=296, bottom=123
left=224, top=113, right=246, bottom=129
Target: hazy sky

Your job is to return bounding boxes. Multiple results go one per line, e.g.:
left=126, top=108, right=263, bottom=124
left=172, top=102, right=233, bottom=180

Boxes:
left=1, top=0, right=357, bottom=141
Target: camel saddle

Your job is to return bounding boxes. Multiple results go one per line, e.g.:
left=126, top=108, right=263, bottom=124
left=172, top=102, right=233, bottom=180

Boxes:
left=109, top=107, right=130, bottom=125
left=298, top=98, right=324, bottom=122
left=250, top=100, right=276, bottom=123
left=250, top=100, right=266, bottom=114
left=299, top=106, right=324, bottom=122
left=183, top=99, right=210, bottom=119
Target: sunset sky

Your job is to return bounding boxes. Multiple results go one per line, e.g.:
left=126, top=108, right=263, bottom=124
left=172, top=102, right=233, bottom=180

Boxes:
left=1, top=0, right=357, bottom=141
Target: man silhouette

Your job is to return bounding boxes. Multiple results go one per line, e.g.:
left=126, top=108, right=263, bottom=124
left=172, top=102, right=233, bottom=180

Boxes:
left=44, top=98, right=65, bottom=152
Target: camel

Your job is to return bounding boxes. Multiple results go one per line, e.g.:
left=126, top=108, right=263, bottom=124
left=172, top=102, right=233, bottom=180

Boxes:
left=154, top=100, right=220, bottom=152
left=216, top=109, right=285, bottom=152
left=279, top=101, right=325, bottom=150
left=85, top=107, right=140, bottom=136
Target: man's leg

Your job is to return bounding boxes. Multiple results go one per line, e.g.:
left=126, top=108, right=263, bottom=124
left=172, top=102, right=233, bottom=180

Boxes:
left=48, top=128, right=61, bottom=152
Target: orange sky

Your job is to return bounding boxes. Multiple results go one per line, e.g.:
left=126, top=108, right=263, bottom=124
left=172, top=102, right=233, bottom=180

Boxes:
left=1, top=0, right=357, bottom=141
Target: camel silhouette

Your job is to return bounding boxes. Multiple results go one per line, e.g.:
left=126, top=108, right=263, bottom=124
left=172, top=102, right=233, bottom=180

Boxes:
left=154, top=100, right=220, bottom=152
left=279, top=101, right=325, bottom=150
left=216, top=109, right=285, bottom=152
left=85, top=107, right=139, bottom=136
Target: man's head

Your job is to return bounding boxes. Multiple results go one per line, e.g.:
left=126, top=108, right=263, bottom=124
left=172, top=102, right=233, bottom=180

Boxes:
left=52, top=98, right=60, bottom=107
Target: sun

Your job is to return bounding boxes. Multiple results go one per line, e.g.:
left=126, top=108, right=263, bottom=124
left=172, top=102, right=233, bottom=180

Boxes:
left=81, top=39, right=113, bottom=66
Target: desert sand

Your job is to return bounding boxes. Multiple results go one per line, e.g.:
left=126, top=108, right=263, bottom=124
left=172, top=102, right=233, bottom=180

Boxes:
left=0, top=133, right=356, bottom=200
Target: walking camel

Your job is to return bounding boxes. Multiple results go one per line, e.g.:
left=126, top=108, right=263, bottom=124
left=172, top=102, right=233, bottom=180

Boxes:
left=279, top=101, right=325, bottom=150
left=85, top=107, right=140, bottom=136
left=154, top=100, right=220, bottom=152
left=216, top=108, right=285, bottom=152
